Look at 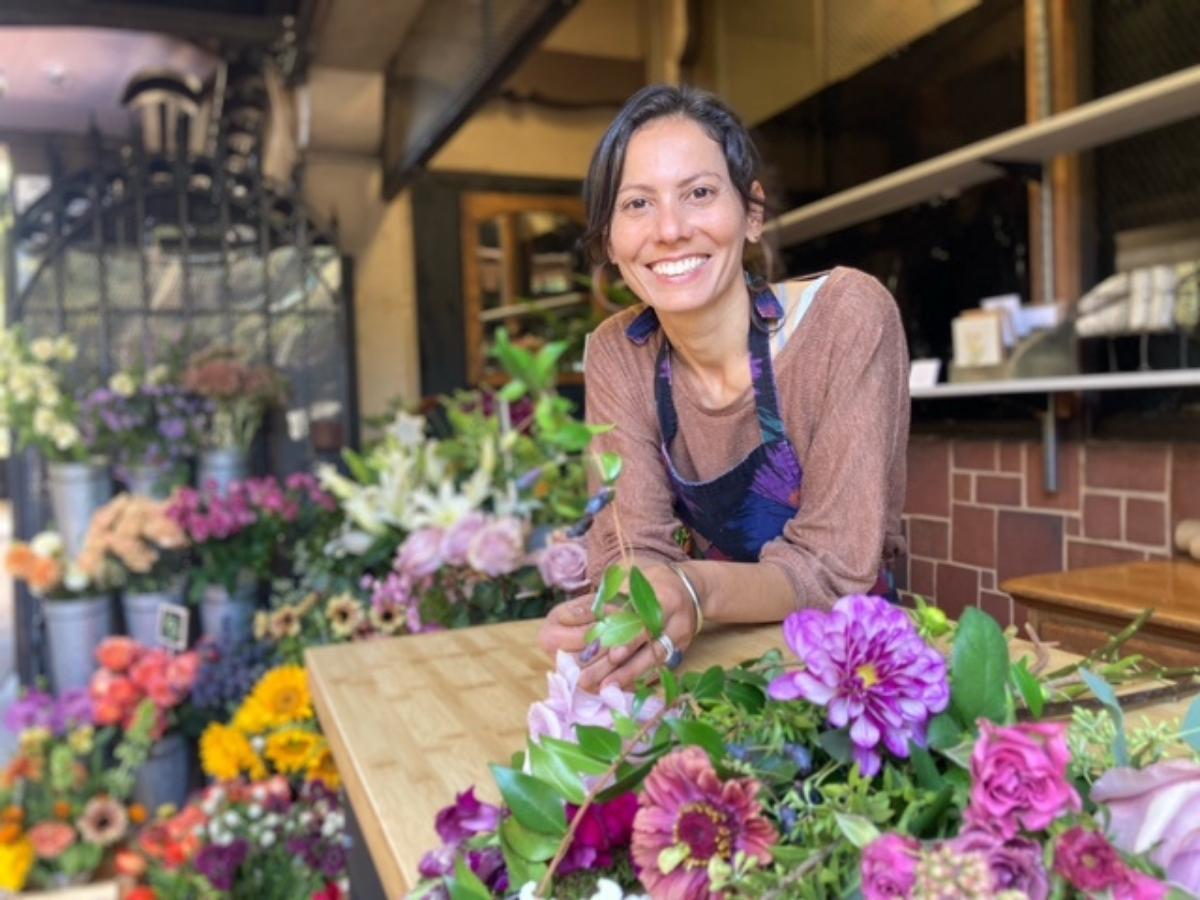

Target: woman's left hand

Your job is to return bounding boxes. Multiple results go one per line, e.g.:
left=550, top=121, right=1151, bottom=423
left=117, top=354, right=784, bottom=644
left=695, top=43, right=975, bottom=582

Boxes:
left=577, top=563, right=698, bottom=691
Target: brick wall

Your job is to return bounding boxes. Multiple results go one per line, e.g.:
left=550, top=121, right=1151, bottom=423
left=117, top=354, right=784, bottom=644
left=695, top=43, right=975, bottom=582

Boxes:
left=899, top=438, right=1200, bottom=627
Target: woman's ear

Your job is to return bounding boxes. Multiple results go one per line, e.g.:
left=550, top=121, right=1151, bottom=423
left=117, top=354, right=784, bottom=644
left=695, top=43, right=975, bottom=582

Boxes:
left=746, top=181, right=766, bottom=243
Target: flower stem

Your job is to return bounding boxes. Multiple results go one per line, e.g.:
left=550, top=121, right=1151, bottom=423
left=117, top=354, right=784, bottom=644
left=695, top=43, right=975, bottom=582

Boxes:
left=1043, top=608, right=1155, bottom=680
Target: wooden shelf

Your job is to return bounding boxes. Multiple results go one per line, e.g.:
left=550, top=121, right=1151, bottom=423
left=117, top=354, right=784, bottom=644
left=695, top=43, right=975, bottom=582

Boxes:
left=478, top=292, right=588, bottom=323
left=767, top=64, right=1200, bottom=246
left=911, top=368, right=1200, bottom=399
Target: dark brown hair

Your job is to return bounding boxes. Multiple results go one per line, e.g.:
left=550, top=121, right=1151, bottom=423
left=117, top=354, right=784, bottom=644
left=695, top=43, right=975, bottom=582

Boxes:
left=580, top=85, right=767, bottom=280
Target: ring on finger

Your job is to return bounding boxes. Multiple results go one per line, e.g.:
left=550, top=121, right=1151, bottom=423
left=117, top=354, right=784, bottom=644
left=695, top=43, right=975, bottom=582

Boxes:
left=655, top=633, right=684, bottom=670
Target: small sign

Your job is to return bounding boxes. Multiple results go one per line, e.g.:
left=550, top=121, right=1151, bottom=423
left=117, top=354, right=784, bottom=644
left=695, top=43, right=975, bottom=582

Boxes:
left=157, top=602, right=190, bottom=652
left=909, top=358, right=942, bottom=390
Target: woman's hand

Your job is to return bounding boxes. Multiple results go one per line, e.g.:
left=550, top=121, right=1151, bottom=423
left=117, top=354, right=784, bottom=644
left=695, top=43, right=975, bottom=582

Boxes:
left=538, top=595, right=598, bottom=658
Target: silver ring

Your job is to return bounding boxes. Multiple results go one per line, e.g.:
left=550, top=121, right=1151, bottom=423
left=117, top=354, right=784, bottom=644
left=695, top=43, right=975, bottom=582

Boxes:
left=656, top=633, right=683, bottom=670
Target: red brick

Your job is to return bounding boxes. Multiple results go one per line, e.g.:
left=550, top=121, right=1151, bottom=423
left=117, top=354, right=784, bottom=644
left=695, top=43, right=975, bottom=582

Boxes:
left=1086, top=443, right=1167, bottom=492
left=1066, top=517, right=1081, bottom=536
left=977, top=475, right=1022, bottom=506
left=908, top=517, right=949, bottom=560
left=1067, top=541, right=1145, bottom=570
left=952, top=503, right=996, bottom=568
left=906, top=439, right=950, bottom=517
left=997, top=510, right=1064, bottom=585
left=979, top=591, right=1013, bottom=627
left=936, top=563, right=979, bottom=621
left=1012, top=597, right=1030, bottom=631
left=954, top=473, right=971, bottom=502
left=954, top=440, right=998, bottom=471
left=1026, top=442, right=1081, bottom=512
left=1171, top=444, right=1200, bottom=528
left=999, top=441, right=1023, bottom=473
left=1125, top=497, right=1166, bottom=547
left=1083, top=494, right=1121, bottom=541
left=980, top=569, right=995, bottom=590
left=909, top=558, right=935, bottom=598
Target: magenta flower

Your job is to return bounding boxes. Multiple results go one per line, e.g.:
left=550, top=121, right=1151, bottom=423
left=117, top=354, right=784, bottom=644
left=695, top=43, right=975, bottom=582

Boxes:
left=433, top=787, right=502, bottom=845
left=952, top=825, right=1050, bottom=899
left=1054, top=827, right=1167, bottom=899
left=559, top=793, right=638, bottom=876
left=966, top=721, right=1081, bottom=838
left=861, top=833, right=920, bottom=899
left=632, top=746, right=776, bottom=899
left=767, top=594, right=949, bottom=777
left=396, top=527, right=445, bottom=579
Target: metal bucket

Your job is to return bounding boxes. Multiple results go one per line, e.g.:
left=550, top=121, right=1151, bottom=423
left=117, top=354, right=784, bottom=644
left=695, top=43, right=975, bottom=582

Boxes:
left=122, top=584, right=186, bottom=647
left=197, top=447, right=248, bottom=497
left=42, top=595, right=114, bottom=693
left=200, top=578, right=257, bottom=643
left=122, top=461, right=179, bottom=499
left=47, top=461, right=112, bottom=558
left=133, top=732, right=190, bottom=812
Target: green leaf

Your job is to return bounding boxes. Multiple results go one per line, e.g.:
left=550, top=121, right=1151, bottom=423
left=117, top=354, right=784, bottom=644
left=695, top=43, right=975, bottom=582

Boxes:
left=724, top=680, right=766, bottom=714
left=950, top=607, right=1011, bottom=729
left=834, top=813, right=881, bottom=849
left=689, top=666, right=725, bottom=701
left=628, top=567, right=664, bottom=638
left=596, top=451, right=623, bottom=484
left=818, top=729, right=853, bottom=765
left=908, top=743, right=943, bottom=791
left=538, top=736, right=610, bottom=776
left=936, top=738, right=975, bottom=771
left=1183, top=694, right=1200, bottom=752
left=595, top=757, right=658, bottom=803
left=906, top=784, right=955, bottom=838
left=926, top=713, right=964, bottom=752
left=596, top=610, right=645, bottom=647
left=528, top=741, right=586, bottom=804
left=666, top=718, right=725, bottom=759
left=500, top=814, right=564, bottom=863
left=448, top=855, right=492, bottom=900
left=489, top=765, right=567, bottom=837
left=342, top=447, right=375, bottom=484
left=1081, top=668, right=1129, bottom=766
left=498, top=378, right=528, bottom=403
left=770, top=845, right=818, bottom=865
left=594, top=565, right=626, bottom=615
left=574, top=725, right=622, bottom=763
left=611, top=711, right=639, bottom=740
left=499, top=824, right=548, bottom=889
left=660, top=668, right=680, bottom=705
left=1010, top=658, right=1046, bottom=718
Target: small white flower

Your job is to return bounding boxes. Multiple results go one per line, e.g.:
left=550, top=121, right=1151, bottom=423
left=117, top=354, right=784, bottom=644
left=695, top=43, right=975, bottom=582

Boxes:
left=251, top=736, right=265, bottom=753
left=388, top=410, right=426, bottom=447
left=53, top=336, right=77, bottom=362
left=30, top=531, right=62, bottom=557
left=52, top=421, right=79, bottom=451
left=246, top=803, right=262, bottom=819
left=518, top=883, right=542, bottom=900
left=30, top=337, right=56, bottom=362
left=259, top=830, right=276, bottom=848
left=299, top=811, right=313, bottom=828
left=11, top=371, right=34, bottom=403
left=33, top=407, right=56, bottom=436
left=63, top=564, right=88, bottom=593
left=263, top=813, right=280, bottom=829
left=222, top=810, right=241, bottom=827
left=109, top=372, right=136, bottom=397
left=147, top=363, right=170, bottom=385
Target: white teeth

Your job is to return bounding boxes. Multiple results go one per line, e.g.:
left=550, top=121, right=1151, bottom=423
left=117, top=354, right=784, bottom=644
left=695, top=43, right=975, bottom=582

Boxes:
left=651, top=256, right=705, bottom=277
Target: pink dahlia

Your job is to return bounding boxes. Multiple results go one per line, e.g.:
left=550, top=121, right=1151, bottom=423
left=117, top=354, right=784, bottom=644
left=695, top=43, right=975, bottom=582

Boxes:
left=861, top=833, right=920, bottom=899
left=632, top=746, right=776, bottom=899
left=768, top=594, right=949, bottom=777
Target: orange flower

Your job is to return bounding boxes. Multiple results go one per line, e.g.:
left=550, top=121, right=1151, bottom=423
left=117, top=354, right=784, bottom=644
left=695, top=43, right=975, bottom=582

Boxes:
left=28, top=556, right=60, bottom=593
left=28, top=821, right=74, bottom=859
left=2, top=756, right=41, bottom=786
left=0, top=822, right=22, bottom=844
left=96, top=637, right=141, bottom=673
left=126, top=886, right=157, bottom=900
left=1, top=807, right=23, bottom=825
left=4, top=545, right=35, bottom=579
left=128, top=804, right=148, bottom=825
left=114, top=848, right=147, bottom=877
left=53, top=801, right=72, bottom=820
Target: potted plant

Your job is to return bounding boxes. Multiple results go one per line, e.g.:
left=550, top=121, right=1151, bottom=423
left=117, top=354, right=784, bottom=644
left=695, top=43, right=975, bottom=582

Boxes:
left=77, top=494, right=190, bottom=646
left=0, top=689, right=155, bottom=894
left=182, top=349, right=287, bottom=496
left=5, top=533, right=113, bottom=693
left=89, top=637, right=201, bottom=813
left=0, top=327, right=109, bottom=557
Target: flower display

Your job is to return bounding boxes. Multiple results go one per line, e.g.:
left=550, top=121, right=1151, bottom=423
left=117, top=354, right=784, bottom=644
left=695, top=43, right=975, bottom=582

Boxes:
left=77, top=493, right=189, bottom=591
left=418, top=788, right=506, bottom=886
left=3, top=687, right=92, bottom=736
left=90, top=637, right=200, bottom=738
left=860, top=833, right=920, bottom=899
left=767, top=593, right=949, bottom=776
left=183, top=347, right=288, bottom=449
left=4, top=530, right=95, bottom=599
left=952, top=825, right=1050, bottom=899
left=0, top=326, right=83, bottom=461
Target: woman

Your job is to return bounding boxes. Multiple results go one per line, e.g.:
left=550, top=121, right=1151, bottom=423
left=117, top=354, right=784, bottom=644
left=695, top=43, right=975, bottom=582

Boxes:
left=539, top=85, right=910, bottom=689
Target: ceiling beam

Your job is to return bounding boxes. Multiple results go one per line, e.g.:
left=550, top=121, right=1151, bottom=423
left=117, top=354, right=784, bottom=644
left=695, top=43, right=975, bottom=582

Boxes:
left=0, top=1, right=289, bottom=46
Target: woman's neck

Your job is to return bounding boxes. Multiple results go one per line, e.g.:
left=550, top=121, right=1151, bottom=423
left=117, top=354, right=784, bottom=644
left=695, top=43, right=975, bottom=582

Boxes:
left=657, top=278, right=753, bottom=406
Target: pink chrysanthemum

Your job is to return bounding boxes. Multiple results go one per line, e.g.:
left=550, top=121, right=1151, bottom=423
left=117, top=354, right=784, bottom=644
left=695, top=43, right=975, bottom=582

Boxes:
left=632, top=746, right=776, bottom=899
left=768, top=594, right=949, bottom=777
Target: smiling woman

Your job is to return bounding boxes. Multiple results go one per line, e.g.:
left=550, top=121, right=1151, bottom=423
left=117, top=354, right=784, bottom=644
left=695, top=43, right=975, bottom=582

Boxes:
left=538, top=85, right=911, bottom=690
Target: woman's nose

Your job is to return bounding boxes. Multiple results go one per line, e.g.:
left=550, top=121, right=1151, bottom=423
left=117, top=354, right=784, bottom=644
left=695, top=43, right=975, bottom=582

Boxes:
left=654, top=201, right=690, bottom=244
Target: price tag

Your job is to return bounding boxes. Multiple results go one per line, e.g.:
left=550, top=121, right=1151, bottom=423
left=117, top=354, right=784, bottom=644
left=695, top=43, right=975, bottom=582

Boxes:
left=157, top=602, right=190, bottom=652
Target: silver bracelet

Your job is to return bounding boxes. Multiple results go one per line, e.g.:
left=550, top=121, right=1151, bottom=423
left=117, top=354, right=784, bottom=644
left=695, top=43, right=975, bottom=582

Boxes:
left=669, top=563, right=704, bottom=637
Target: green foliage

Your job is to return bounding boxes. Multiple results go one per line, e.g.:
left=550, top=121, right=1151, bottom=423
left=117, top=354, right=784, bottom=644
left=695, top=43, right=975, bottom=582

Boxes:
left=949, top=607, right=1011, bottom=730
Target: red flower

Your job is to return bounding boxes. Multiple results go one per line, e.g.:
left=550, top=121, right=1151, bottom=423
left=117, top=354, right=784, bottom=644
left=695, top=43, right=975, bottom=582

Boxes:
left=312, top=884, right=343, bottom=900
left=560, top=793, right=638, bottom=876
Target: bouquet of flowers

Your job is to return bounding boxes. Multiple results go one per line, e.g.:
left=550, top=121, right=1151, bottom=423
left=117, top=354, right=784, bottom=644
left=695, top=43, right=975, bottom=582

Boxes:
left=411, top=572, right=1200, bottom=900
left=122, top=776, right=349, bottom=899
left=0, top=691, right=156, bottom=892
left=5, top=531, right=100, bottom=600
left=189, top=635, right=275, bottom=729
left=89, top=637, right=201, bottom=740
left=76, top=493, right=190, bottom=593
left=0, top=326, right=84, bottom=461
left=199, top=665, right=340, bottom=793
left=183, top=348, right=287, bottom=450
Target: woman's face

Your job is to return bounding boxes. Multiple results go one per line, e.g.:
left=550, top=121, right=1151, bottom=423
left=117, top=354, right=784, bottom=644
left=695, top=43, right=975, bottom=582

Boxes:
left=607, top=116, right=761, bottom=319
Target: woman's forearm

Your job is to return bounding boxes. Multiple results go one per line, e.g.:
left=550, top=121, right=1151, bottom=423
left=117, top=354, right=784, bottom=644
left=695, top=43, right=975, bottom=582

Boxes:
left=683, top=559, right=801, bottom=625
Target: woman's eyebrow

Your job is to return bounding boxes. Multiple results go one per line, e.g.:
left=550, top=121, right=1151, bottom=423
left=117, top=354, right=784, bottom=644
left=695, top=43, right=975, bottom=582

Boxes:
left=617, top=171, right=722, bottom=196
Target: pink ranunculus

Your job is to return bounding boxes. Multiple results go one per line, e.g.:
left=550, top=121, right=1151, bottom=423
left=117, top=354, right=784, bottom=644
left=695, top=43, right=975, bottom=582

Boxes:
left=1054, top=827, right=1129, bottom=892
left=396, top=527, right=445, bottom=579
left=1092, top=758, right=1200, bottom=895
left=130, top=649, right=170, bottom=693
left=861, top=833, right=920, bottom=899
left=167, top=651, right=201, bottom=694
left=966, top=720, right=1081, bottom=838
left=465, top=516, right=525, bottom=577
left=536, top=537, right=589, bottom=593
left=440, top=513, right=488, bottom=567
left=29, top=821, right=76, bottom=860
left=96, top=636, right=140, bottom=673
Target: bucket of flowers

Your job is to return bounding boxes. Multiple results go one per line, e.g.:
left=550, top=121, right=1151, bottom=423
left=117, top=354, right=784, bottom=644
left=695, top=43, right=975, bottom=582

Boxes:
left=77, top=494, right=190, bottom=646
left=5, top=532, right=113, bottom=693
left=89, top=637, right=202, bottom=814
left=0, top=690, right=156, bottom=894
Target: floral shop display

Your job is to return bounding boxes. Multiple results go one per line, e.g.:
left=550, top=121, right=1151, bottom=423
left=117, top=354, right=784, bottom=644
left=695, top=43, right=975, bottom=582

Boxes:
left=90, top=637, right=202, bottom=812
left=182, top=348, right=288, bottom=495
left=410, top=573, right=1200, bottom=900
left=0, top=690, right=156, bottom=893
left=6, top=532, right=113, bottom=693
left=81, top=363, right=209, bottom=499
left=77, top=494, right=190, bottom=645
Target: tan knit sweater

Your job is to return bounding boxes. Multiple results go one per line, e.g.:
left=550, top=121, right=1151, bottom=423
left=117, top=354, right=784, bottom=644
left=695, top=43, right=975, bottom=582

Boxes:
left=584, top=266, right=910, bottom=610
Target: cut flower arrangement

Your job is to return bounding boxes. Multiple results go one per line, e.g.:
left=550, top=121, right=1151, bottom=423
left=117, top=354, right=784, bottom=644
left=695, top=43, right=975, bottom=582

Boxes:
left=89, top=637, right=202, bottom=740
left=412, top=572, right=1200, bottom=900
left=77, top=494, right=190, bottom=594
left=0, top=326, right=84, bottom=461
left=182, top=347, right=288, bottom=450
left=5, top=530, right=100, bottom=600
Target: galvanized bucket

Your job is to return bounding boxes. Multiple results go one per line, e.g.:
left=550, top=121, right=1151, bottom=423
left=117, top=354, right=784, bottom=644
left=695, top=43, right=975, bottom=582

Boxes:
left=42, top=595, right=114, bottom=693
left=197, top=447, right=248, bottom=497
left=47, top=461, right=112, bottom=559
left=133, top=732, right=191, bottom=812
left=200, top=578, right=257, bottom=643
left=122, top=583, right=186, bottom=647
left=121, top=461, right=179, bottom=499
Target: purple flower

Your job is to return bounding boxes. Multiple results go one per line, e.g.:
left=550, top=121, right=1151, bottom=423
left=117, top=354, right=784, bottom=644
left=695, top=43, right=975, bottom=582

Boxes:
left=768, top=594, right=949, bottom=777
left=434, top=788, right=501, bottom=845
left=195, top=838, right=249, bottom=891
left=320, top=843, right=348, bottom=879
left=396, top=527, right=445, bottom=579
left=536, top=537, right=589, bottom=592
left=467, top=847, right=508, bottom=893
left=953, top=825, right=1050, bottom=900
left=560, top=793, right=638, bottom=876
left=440, top=513, right=487, bottom=567
left=418, top=844, right=457, bottom=879
left=466, top=516, right=525, bottom=577
left=52, top=689, right=93, bottom=733
left=861, top=833, right=920, bottom=899
left=4, top=689, right=55, bottom=734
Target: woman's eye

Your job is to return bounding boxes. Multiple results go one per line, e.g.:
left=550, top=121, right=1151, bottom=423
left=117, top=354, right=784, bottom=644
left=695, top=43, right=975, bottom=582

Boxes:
left=623, top=198, right=649, bottom=211
left=690, top=186, right=714, bottom=201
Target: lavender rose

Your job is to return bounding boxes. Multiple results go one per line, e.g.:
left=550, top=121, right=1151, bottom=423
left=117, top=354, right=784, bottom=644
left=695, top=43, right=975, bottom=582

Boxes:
left=861, top=833, right=920, bottom=899
left=466, top=516, right=525, bottom=577
left=441, top=512, right=487, bottom=566
left=966, top=721, right=1081, bottom=838
left=953, top=825, right=1049, bottom=900
left=396, top=527, right=445, bottom=579
left=536, top=537, right=588, bottom=592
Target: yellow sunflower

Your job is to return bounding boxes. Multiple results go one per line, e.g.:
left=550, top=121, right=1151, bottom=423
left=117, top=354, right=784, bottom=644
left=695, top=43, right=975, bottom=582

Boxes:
left=264, top=728, right=321, bottom=775
left=243, top=666, right=313, bottom=730
left=200, top=723, right=267, bottom=782
left=306, top=745, right=341, bottom=791
left=0, top=835, right=34, bottom=891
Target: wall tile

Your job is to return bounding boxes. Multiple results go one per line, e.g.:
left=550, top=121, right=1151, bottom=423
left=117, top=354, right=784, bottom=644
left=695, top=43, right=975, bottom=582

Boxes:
left=1086, top=442, right=1167, bottom=492
left=936, top=563, right=979, bottom=620
left=1083, top=494, right=1121, bottom=541
left=954, top=473, right=972, bottom=502
left=1171, top=443, right=1200, bottom=527
left=910, top=557, right=936, bottom=597
left=977, top=475, right=1022, bottom=506
left=1067, top=540, right=1145, bottom=569
left=906, top=439, right=950, bottom=517
left=997, top=510, right=1064, bottom=585
left=979, top=591, right=1013, bottom=627
left=893, top=551, right=909, bottom=591
left=952, top=503, right=996, bottom=568
left=1026, top=442, right=1081, bottom=511
left=908, top=517, right=949, bottom=560
left=980, top=569, right=995, bottom=590
left=999, top=441, right=1023, bottom=473
left=1066, top=517, right=1081, bottom=536
left=954, top=440, right=998, bottom=471
left=1125, top=497, right=1166, bottom=548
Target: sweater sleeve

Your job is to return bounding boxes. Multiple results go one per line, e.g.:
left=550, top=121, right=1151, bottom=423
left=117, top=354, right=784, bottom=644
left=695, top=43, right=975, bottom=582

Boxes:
left=759, top=272, right=910, bottom=608
left=583, top=316, right=688, bottom=589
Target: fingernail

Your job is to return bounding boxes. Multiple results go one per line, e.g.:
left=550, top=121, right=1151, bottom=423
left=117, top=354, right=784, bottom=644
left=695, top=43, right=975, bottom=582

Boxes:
left=580, top=639, right=600, bottom=663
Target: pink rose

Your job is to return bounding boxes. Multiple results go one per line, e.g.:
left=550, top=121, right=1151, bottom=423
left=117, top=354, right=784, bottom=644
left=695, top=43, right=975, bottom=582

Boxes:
left=440, top=513, right=487, bottom=566
left=29, top=821, right=76, bottom=860
left=1092, top=759, right=1200, bottom=895
left=536, top=538, right=588, bottom=592
left=167, top=651, right=201, bottom=694
left=466, top=517, right=525, bottom=577
left=861, top=833, right=919, bottom=899
left=130, top=650, right=170, bottom=693
left=952, top=825, right=1049, bottom=900
left=967, top=721, right=1081, bottom=837
left=396, top=527, right=445, bottom=579
left=96, top=636, right=140, bottom=673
